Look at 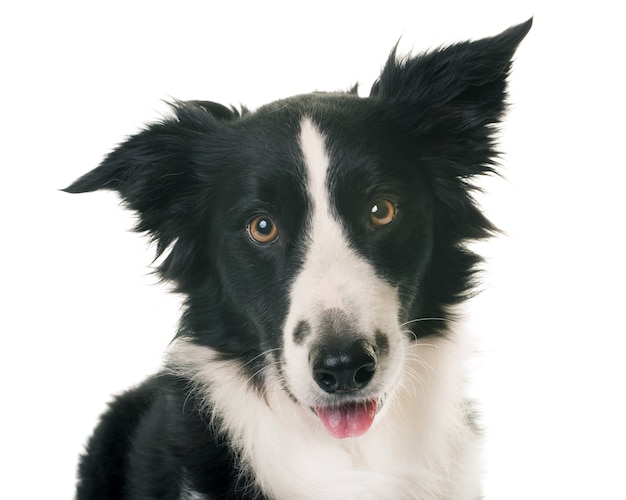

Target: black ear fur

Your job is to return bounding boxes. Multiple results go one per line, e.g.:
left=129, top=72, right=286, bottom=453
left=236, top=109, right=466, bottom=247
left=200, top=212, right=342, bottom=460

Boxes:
left=370, top=19, right=531, bottom=236
left=186, top=100, right=247, bottom=120
left=371, top=19, right=532, bottom=109
left=371, top=18, right=531, bottom=148
left=64, top=101, right=235, bottom=287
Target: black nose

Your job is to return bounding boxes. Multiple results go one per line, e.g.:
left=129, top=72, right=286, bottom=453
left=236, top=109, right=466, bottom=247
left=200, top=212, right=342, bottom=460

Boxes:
left=311, top=340, right=377, bottom=394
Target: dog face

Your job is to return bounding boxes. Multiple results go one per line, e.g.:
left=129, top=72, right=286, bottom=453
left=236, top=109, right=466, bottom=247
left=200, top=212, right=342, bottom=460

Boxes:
left=66, top=20, right=531, bottom=439
left=165, top=98, right=436, bottom=438
left=201, top=98, right=439, bottom=437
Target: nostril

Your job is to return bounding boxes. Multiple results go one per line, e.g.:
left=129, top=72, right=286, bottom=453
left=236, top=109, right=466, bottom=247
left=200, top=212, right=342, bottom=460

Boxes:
left=354, top=363, right=375, bottom=386
left=315, top=371, right=339, bottom=393
left=311, top=340, right=377, bottom=394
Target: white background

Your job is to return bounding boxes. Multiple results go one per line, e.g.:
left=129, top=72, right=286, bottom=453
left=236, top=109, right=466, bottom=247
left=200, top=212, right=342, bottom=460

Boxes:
left=2, top=1, right=625, bottom=498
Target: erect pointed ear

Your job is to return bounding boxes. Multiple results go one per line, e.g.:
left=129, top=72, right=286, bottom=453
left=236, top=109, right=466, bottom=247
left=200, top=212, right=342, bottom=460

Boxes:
left=370, top=19, right=532, bottom=128
left=64, top=101, right=236, bottom=285
left=370, top=20, right=531, bottom=244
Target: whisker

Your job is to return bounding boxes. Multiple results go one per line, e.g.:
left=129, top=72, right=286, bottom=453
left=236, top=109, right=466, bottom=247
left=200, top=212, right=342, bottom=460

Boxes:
left=402, top=365, right=430, bottom=399
left=400, top=317, right=447, bottom=339
left=400, top=317, right=446, bottom=328
left=400, top=333, right=441, bottom=351
left=240, top=347, right=283, bottom=370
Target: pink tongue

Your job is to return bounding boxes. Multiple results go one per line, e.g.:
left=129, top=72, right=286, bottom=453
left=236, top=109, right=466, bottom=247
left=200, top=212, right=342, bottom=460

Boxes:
left=315, top=400, right=378, bottom=439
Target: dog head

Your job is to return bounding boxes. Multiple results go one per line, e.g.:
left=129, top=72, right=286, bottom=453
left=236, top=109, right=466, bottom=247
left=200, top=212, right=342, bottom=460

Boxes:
left=65, top=20, right=531, bottom=438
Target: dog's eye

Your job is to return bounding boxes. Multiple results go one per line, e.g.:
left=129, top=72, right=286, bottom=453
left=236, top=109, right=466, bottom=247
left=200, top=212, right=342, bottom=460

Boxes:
left=369, top=198, right=397, bottom=227
left=247, top=215, right=279, bottom=245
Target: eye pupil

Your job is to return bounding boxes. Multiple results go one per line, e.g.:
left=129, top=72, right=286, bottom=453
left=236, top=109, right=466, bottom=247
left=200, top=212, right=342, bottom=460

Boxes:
left=371, top=203, right=386, bottom=217
left=257, top=219, right=271, bottom=233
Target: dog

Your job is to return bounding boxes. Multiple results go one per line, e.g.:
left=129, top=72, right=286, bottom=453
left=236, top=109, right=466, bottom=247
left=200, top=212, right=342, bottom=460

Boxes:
left=66, top=19, right=531, bottom=499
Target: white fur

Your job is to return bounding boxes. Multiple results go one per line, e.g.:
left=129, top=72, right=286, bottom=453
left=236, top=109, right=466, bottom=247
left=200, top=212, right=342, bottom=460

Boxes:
left=167, top=332, right=479, bottom=499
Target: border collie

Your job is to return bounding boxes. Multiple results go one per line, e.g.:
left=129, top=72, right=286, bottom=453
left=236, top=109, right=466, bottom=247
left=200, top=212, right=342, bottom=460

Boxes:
left=66, top=20, right=531, bottom=499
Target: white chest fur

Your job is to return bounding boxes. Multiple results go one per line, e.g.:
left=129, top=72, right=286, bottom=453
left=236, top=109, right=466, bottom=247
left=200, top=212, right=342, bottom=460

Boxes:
left=168, top=334, right=481, bottom=500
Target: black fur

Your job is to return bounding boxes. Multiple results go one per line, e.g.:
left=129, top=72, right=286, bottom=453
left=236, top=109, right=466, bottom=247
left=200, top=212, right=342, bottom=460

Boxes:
left=67, top=20, right=531, bottom=499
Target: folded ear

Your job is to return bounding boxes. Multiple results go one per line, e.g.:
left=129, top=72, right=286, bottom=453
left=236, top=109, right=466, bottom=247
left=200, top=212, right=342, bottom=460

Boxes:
left=64, top=101, right=235, bottom=285
left=371, top=19, right=532, bottom=130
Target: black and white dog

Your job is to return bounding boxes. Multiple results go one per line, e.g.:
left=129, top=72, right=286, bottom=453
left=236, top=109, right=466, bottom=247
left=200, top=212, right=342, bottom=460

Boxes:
left=67, top=20, right=531, bottom=499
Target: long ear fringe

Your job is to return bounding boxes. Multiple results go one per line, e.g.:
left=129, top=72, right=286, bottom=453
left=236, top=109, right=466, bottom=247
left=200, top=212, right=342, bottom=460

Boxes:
left=371, top=19, right=532, bottom=104
left=372, top=19, right=531, bottom=232
left=63, top=100, right=238, bottom=290
left=368, top=18, right=531, bottom=201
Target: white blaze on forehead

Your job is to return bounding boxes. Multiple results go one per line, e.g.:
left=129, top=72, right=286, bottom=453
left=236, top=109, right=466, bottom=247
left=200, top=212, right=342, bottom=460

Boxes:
left=286, top=117, right=399, bottom=334
left=282, top=116, right=402, bottom=403
left=296, top=117, right=353, bottom=311
left=299, top=117, right=331, bottom=220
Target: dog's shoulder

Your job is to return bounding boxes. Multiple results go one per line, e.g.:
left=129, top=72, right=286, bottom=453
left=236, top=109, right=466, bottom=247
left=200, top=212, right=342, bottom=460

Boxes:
left=76, top=375, right=256, bottom=499
left=76, top=377, right=157, bottom=498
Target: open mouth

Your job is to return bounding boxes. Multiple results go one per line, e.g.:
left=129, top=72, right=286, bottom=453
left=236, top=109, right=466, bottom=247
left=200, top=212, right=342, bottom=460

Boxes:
left=313, top=397, right=383, bottom=439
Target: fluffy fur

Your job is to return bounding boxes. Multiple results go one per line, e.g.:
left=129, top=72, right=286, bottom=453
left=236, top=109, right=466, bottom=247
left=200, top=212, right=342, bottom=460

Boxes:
left=67, top=20, right=531, bottom=500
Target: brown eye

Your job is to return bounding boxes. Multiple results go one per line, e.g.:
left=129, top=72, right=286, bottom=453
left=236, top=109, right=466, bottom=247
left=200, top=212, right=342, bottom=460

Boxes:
left=369, top=198, right=397, bottom=227
left=247, top=215, right=279, bottom=244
